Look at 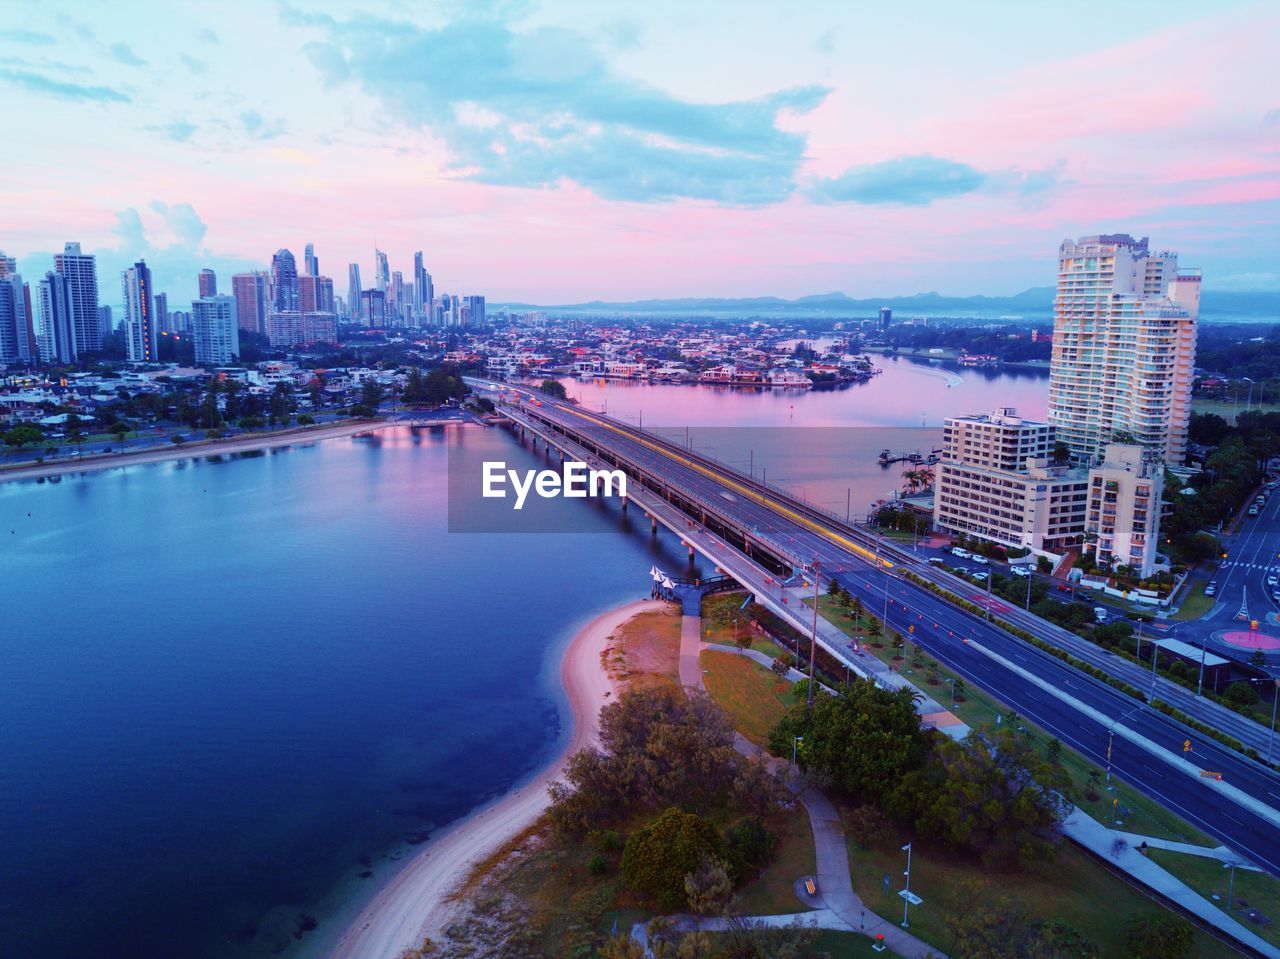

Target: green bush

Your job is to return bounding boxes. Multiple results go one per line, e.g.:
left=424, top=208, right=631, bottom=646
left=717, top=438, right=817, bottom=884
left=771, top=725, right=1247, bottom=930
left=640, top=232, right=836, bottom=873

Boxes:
left=621, top=807, right=723, bottom=910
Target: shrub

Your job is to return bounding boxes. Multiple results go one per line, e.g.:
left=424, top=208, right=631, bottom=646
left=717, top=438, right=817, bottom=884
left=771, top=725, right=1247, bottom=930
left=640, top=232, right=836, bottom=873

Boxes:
left=587, top=853, right=610, bottom=876
left=621, top=807, right=723, bottom=910
left=724, top=819, right=777, bottom=874
left=1125, top=914, right=1193, bottom=959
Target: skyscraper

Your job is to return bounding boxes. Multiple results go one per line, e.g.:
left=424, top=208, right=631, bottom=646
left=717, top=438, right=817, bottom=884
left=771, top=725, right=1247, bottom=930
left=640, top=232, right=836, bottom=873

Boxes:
left=154, top=292, right=169, bottom=333
left=121, top=260, right=159, bottom=363
left=37, top=272, right=75, bottom=364
left=299, top=275, right=336, bottom=314
left=347, top=263, right=362, bottom=323
left=231, top=271, right=268, bottom=335
left=0, top=250, right=16, bottom=276
left=360, top=289, right=386, bottom=327
left=464, top=295, right=486, bottom=328
left=198, top=269, right=217, bottom=297
left=412, top=251, right=426, bottom=317
left=304, top=243, right=318, bottom=277
left=270, top=249, right=299, bottom=312
left=390, top=271, right=404, bottom=323
left=374, top=248, right=389, bottom=294
left=54, top=242, right=100, bottom=357
left=0, top=273, right=36, bottom=363
left=1047, top=234, right=1199, bottom=465
left=192, top=295, right=240, bottom=365
left=879, top=307, right=892, bottom=332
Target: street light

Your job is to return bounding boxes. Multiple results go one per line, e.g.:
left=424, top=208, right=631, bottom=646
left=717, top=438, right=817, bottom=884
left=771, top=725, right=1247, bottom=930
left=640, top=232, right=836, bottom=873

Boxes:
left=1268, top=678, right=1280, bottom=764
left=945, top=677, right=956, bottom=711
left=1106, top=703, right=1143, bottom=784
left=1224, top=861, right=1237, bottom=911
left=899, top=842, right=921, bottom=928
left=791, top=735, right=804, bottom=767
left=808, top=558, right=820, bottom=706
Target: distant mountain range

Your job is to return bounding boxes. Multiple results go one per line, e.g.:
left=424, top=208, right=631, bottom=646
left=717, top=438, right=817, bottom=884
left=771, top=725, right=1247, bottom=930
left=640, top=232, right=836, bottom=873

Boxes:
left=497, top=287, right=1279, bottom=321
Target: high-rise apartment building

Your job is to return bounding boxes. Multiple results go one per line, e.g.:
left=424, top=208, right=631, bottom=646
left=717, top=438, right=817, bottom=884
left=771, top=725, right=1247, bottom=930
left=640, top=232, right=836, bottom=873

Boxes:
left=412, top=251, right=426, bottom=317
left=304, top=243, right=318, bottom=277
left=98, top=305, right=113, bottom=336
left=192, top=295, right=240, bottom=365
left=231, top=271, right=268, bottom=335
left=198, top=269, right=217, bottom=297
left=1047, top=234, right=1199, bottom=466
left=0, top=251, right=15, bottom=276
left=374, top=249, right=389, bottom=294
left=879, top=307, right=892, bottom=332
left=154, top=292, right=169, bottom=333
left=360, top=289, right=386, bottom=327
left=54, top=242, right=100, bottom=357
left=270, top=249, right=299, bottom=312
left=0, top=273, right=37, bottom=364
left=38, top=272, right=75, bottom=364
left=347, top=263, right=362, bottom=323
left=299, top=275, right=335, bottom=314
left=267, top=311, right=304, bottom=348
left=121, top=260, right=159, bottom=363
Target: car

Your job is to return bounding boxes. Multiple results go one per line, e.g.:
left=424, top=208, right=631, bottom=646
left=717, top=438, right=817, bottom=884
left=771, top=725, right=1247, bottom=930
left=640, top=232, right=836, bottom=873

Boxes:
left=1204, top=583, right=1217, bottom=596
left=951, top=547, right=971, bottom=559
left=954, top=566, right=970, bottom=575
left=1249, top=507, right=1260, bottom=517
left=973, top=572, right=990, bottom=582
left=972, top=555, right=990, bottom=565
left=1010, top=566, right=1031, bottom=578
left=927, top=557, right=945, bottom=566
left=1268, top=576, right=1278, bottom=587
left=1093, top=607, right=1108, bottom=623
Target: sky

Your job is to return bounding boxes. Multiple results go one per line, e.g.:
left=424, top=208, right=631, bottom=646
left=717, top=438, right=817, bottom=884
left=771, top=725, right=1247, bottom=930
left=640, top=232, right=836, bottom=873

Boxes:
left=3, top=0, right=1279, bottom=306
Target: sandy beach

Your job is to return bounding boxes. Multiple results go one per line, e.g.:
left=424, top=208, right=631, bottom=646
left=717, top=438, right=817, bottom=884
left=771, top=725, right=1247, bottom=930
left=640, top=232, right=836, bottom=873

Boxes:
left=325, top=598, right=663, bottom=959
left=0, top=419, right=395, bottom=485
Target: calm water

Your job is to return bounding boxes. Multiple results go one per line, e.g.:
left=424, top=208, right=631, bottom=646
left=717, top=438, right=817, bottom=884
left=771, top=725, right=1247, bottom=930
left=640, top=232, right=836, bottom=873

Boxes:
left=0, top=360, right=1046, bottom=958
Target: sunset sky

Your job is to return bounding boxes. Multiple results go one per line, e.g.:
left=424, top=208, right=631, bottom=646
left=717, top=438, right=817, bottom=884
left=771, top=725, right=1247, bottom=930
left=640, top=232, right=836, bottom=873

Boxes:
left=4, top=0, right=1278, bottom=305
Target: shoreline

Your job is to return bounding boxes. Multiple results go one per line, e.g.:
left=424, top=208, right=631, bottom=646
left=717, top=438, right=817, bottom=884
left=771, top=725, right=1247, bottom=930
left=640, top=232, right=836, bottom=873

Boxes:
left=0, top=419, right=397, bottom=485
left=323, top=598, right=665, bottom=959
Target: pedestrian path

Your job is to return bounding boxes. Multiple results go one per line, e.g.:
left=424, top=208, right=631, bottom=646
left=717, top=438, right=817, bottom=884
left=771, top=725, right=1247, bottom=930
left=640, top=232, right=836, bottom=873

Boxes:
left=652, top=612, right=942, bottom=958
left=1063, top=810, right=1280, bottom=959
left=1110, top=831, right=1263, bottom=868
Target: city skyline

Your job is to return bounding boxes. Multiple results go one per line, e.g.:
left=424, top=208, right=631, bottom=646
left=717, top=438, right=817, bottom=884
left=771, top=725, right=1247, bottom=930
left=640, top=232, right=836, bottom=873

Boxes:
left=3, top=1, right=1278, bottom=305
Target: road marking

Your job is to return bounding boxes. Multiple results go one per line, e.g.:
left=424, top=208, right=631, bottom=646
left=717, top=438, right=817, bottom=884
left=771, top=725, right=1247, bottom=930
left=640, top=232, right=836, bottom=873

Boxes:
left=966, top=638, right=1280, bottom=831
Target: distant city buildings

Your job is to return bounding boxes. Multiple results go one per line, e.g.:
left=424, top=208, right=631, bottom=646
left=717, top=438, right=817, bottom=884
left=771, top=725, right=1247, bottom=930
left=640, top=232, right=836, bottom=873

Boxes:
left=154, top=292, right=169, bottom=333
left=347, top=263, right=362, bottom=323
left=121, top=260, right=159, bottom=363
left=0, top=271, right=36, bottom=364
left=879, top=306, right=892, bottom=332
left=232, top=271, right=268, bottom=336
left=304, top=242, right=318, bottom=277
left=270, top=249, right=299, bottom=313
left=192, top=295, right=240, bottom=365
left=1047, top=234, right=1199, bottom=466
left=54, top=242, right=101, bottom=358
left=37, top=272, right=75, bottom=364
left=360, top=288, right=386, bottom=327
left=198, top=268, right=217, bottom=298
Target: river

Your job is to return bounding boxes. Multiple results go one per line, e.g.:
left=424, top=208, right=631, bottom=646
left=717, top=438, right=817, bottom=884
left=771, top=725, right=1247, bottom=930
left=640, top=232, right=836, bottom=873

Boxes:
left=0, top=358, right=1047, bottom=957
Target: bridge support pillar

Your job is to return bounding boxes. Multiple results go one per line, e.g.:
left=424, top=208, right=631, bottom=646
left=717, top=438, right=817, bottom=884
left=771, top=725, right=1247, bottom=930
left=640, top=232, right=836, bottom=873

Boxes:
left=651, top=515, right=658, bottom=533
left=620, top=496, right=627, bottom=513
left=688, top=543, right=695, bottom=560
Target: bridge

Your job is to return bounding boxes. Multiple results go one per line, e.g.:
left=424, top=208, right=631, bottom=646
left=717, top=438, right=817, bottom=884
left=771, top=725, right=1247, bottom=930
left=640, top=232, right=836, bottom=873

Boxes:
left=471, top=380, right=1280, bottom=885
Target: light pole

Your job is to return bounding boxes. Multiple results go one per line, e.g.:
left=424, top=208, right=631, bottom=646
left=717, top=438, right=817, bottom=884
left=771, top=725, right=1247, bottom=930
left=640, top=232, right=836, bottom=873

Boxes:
left=900, top=843, right=916, bottom=927
left=791, top=735, right=804, bottom=768
left=945, top=677, right=956, bottom=711
left=1224, top=861, right=1237, bottom=911
left=1268, top=678, right=1280, bottom=763
left=1196, top=631, right=1209, bottom=697
left=1147, top=623, right=1160, bottom=705
left=1024, top=569, right=1034, bottom=610
left=1244, top=377, right=1255, bottom=413
left=1106, top=704, right=1142, bottom=784
left=808, top=558, right=820, bottom=706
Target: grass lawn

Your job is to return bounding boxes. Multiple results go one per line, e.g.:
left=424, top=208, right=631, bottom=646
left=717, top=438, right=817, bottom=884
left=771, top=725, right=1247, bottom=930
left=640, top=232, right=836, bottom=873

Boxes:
left=847, top=836, right=1228, bottom=959
left=1147, top=849, right=1280, bottom=947
left=1171, top=588, right=1217, bottom=622
left=815, top=596, right=1213, bottom=846
left=700, top=649, right=794, bottom=747
left=605, top=607, right=681, bottom=691
left=733, top=802, right=816, bottom=916
left=1193, top=398, right=1280, bottom=424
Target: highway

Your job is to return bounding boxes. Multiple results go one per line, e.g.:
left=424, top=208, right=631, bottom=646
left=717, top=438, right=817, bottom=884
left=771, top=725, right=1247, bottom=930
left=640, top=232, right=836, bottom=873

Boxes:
left=486, top=385, right=1280, bottom=877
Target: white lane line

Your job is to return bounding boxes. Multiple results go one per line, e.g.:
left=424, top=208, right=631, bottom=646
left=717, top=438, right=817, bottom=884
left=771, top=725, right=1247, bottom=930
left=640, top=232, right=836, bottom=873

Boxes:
left=966, top=638, right=1280, bottom=831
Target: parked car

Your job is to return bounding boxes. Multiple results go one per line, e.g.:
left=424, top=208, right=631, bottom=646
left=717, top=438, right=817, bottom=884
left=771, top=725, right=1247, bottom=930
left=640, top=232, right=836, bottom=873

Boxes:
left=973, top=572, right=990, bottom=582
left=1011, top=566, right=1031, bottom=578
left=1093, top=607, right=1108, bottom=623
left=927, top=557, right=945, bottom=566
left=972, top=555, right=990, bottom=565
left=951, top=547, right=971, bottom=558
left=1249, top=506, right=1260, bottom=516
left=1204, top=583, right=1217, bottom=596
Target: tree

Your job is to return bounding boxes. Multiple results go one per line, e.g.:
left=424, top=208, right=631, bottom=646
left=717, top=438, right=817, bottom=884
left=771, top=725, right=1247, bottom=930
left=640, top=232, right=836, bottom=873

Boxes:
left=684, top=855, right=733, bottom=915
left=1224, top=682, right=1259, bottom=708
left=3, top=425, right=43, bottom=450
left=770, top=656, right=790, bottom=683
left=359, top=378, right=385, bottom=410
left=1124, top=914, right=1193, bottom=959
left=845, top=803, right=893, bottom=849
left=108, top=421, right=131, bottom=443
left=899, top=729, right=1069, bottom=866
left=769, top=678, right=930, bottom=805
left=539, top=378, right=568, bottom=400
left=621, top=807, right=723, bottom=910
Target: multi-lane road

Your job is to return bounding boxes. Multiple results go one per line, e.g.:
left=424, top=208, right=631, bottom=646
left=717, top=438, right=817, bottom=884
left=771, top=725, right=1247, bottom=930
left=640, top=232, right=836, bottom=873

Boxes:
left=488, top=385, right=1280, bottom=877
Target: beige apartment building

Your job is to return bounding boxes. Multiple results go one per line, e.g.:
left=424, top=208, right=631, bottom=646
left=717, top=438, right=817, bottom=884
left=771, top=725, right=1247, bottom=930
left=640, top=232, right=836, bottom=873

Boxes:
left=1048, top=234, right=1199, bottom=466
left=933, top=410, right=1165, bottom=576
